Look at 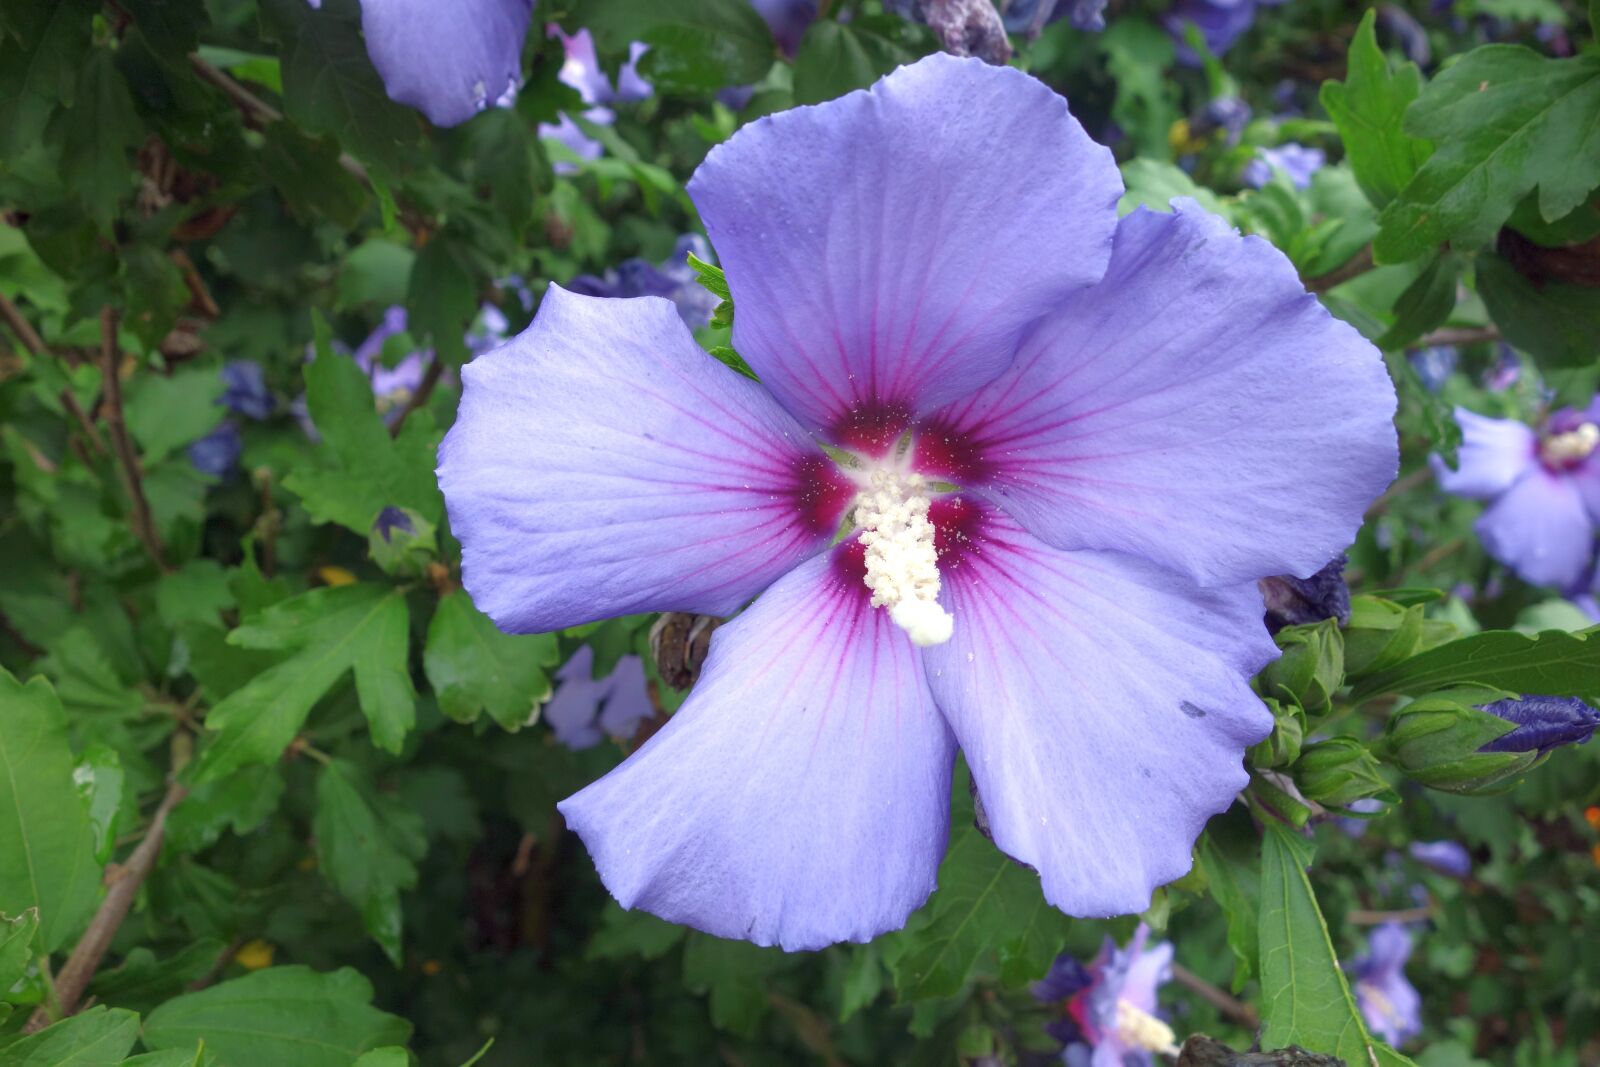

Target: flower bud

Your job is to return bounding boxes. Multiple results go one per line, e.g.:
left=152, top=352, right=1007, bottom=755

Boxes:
left=368, top=506, right=437, bottom=576
left=1477, top=695, right=1600, bottom=754
left=1258, top=618, right=1344, bottom=715
left=1378, top=687, right=1538, bottom=794
left=1342, top=596, right=1425, bottom=677
left=1292, top=738, right=1393, bottom=808
left=1248, top=698, right=1306, bottom=769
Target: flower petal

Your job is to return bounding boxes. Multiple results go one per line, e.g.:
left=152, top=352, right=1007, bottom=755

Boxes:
left=559, top=552, right=956, bottom=950
left=438, top=286, right=853, bottom=633
left=359, top=0, right=533, bottom=127
left=1431, top=407, right=1537, bottom=499
left=923, top=507, right=1275, bottom=916
left=688, top=54, right=1121, bottom=444
left=1475, top=467, right=1593, bottom=588
left=919, top=202, right=1396, bottom=587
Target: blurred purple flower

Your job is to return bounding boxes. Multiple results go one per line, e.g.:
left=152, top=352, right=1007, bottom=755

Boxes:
left=1351, top=922, right=1423, bottom=1046
left=544, top=647, right=655, bottom=749
left=220, top=361, right=273, bottom=420
left=354, top=0, right=534, bottom=127
left=1166, top=0, right=1292, bottom=64
left=438, top=55, right=1396, bottom=949
left=539, top=27, right=651, bottom=168
left=1337, top=796, right=1387, bottom=838
left=1190, top=96, right=1253, bottom=145
left=1243, top=143, right=1326, bottom=189
left=997, top=0, right=1111, bottom=34
left=1478, top=695, right=1600, bottom=755
left=189, top=421, right=242, bottom=478
left=1377, top=4, right=1431, bottom=66
left=1408, top=346, right=1457, bottom=392
left=1434, top=401, right=1600, bottom=590
left=1035, top=924, right=1177, bottom=1064
left=1484, top=347, right=1521, bottom=393
left=296, top=306, right=439, bottom=439
left=567, top=235, right=720, bottom=330
left=1407, top=840, right=1471, bottom=878
left=751, top=0, right=820, bottom=54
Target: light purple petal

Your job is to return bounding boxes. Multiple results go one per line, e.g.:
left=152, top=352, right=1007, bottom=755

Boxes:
left=1431, top=408, right=1537, bottom=499
left=923, top=506, right=1276, bottom=916
left=558, top=552, right=957, bottom=950
left=1120, top=938, right=1173, bottom=1013
left=1474, top=467, right=1593, bottom=588
left=687, top=54, right=1121, bottom=445
left=920, top=202, right=1397, bottom=588
left=437, top=285, right=854, bottom=633
left=359, top=0, right=534, bottom=127
left=545, top=649, right=654, bottom=749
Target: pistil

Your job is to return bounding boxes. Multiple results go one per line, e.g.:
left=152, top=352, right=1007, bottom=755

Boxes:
left=855, top=468, right=954, bottom=646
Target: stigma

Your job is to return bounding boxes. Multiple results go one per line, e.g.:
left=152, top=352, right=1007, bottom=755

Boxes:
left=1114, top=999, right=1179, bottom=1055
left=1541, top=422, right=1600, bottom=468
left=855, top=468, right=954, bottom=646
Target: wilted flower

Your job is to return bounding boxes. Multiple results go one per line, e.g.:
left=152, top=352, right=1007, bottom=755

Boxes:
left=1034, top=924, right=1178, bottom=1065
left=544, top=647, right=655, bottom=750
left=1243, top=143, right=1326, bottom=189
left=189, top=421, right=243, bottom=478
left=1477, top=695, right=1600, bottom=755
left=567, top=235, right=720, bottom=330
left=1259, top=555, right=1352, bottom=633
left=1407, top=840, right=1471, bottom=878
left=1433, top=401, right=1600, bottom=589
left=438, top=55, right=1396, bottom=949
left=1350, top=922, right=1423, bottom=1046
left=349, top=0, right=534, bottom=127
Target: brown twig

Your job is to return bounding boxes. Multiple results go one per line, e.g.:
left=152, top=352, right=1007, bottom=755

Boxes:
left=1172, top=963, right=1261, bottom=1030
left=98, top=308, right=172, bottom=573
left=1347, top=905, right=1436, bottom=925
left=1392, top=535, right=1466, bottom=585
left=1414, top=324, right=1501, bottom=348
left=0, top=292, right=108, bottom=457
left=1304, top=245, right=1376, bottom=293
left=387, top=356, right=445, bottom=437
left=23, top=779, right=188, bottom=1033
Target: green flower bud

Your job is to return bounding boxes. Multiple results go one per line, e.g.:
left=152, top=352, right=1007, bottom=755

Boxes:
left=1291, top=738, right=1393, bottom=808
left=1248, top=698, right=1306, bottom=769
left=1342, top=595, right=1424, bottom=677
left=1377, top=686, right=1539, bottom=794
left=368, top=506, right=437, bottom=577
left=1259, top=618, right=1344, bottom=715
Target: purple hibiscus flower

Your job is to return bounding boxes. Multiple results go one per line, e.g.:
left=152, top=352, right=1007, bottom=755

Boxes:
left=567, top=235, right=721, bottom=331
left=544, top=647, right=656, bottom=750
left=1351, top=922, right=1423, bottom=1046
left=1034, top=924, right=1178, bottom=1064
left=1408, top=345, right=1457, bottom=392
left=1166, top=0, right=1292, bottom=64
left=1433, top=401, right=1600, bottom=590
left=1243, top=143, right=1326, bottom=190
left=539, top=27, right=651, bottom=168
left=1478, top=695, right=1600, bottom=754
left=296, top=307, right=437, bottom=439
left=437, top=55, right=1396, bottom=949
left=1407, top=840, right=1472, bottom=878
left=343, top=0, right=534, bottom=127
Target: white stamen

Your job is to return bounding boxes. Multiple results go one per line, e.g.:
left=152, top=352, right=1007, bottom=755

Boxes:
left=1541, top=422, right=1600, bottom=466
left=856, top=468, right=953, bottom=646
left=1114, top=998, right=1179, bottom=1056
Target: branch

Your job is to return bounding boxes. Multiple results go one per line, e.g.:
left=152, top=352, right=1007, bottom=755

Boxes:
left=1415, top=324, right=1500, bottom=348
left=0, top=292, right=108, bottom=457
left=1171, top=963, right=1261, bottom=1030
left=1346, top=905, right=1436, bottom=925
left=386, top=356, right=445, bottom=438
left=1304, top=245, right=1375, bottom=293
left=22, top=779, right=188, bottom=1033
left=98, top=308, right=172, bottom=573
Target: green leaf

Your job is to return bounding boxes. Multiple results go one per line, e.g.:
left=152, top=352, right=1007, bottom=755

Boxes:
left=51, top=49, right=142, bottom=232
left=423, top=593, right=558, bottom=730
left=584, top=0, right=777, bottom=94
left=1259, top=826, right=1416, bottom=1066
left=258, top=123, right=367, bottom=229
left=1197, top=815, right=1261, bottom=992
left=1353, top=626, right=1600, bottom=699
left=352, top=1050, right=410, bottom=1067
left=1375, top=251, right=1459, bottom=349
left=257, top=0, right=419, bottom=172
left=123, top=366, right=226, bottom=466
left=336, top=240, right=416, bottom=311
left=1476, top=252, right=1600, bottom=369
left=0, top=0, right=96, bottom=156
left=192, top=584, right=414, bottom=781
left=886, top=823, right=1071, bottom=1001
left=463, top=108, right=547, bottom=229
left=1099, top=18, right=1179, bottom=160
left=792, top=20, right=912, bottom=106
left=0, top=1007, right=140, bottom=1066
left=72, top=742, right=125, bottom=864
left=405, top=232, right=480, bottom=366
left=87, top=939, right=230, bottom=1016
left=141, top=966, right=412, bottom=1067
left=314, top=760, right=427, bottom=965
left=120, top=1048, right=217, bottom=1067
left=0, top=671, right=102, bottom=952
left=164, top=764, right=285, bottom=854
left=0, top=908, right=40, bottom=991
left=1376, top=49, right=1600, bottom=262
left=156, top=561, right=238, bottom=630
left=682, top=933, right=789, bottom=1036
left=586, top=902, right=685, bottom=962
left=1117, top=158, right=1236, bottom=221
left=283, top=313, right=444, bottom=534
left=1319, top=10, right=1430, bottom=210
